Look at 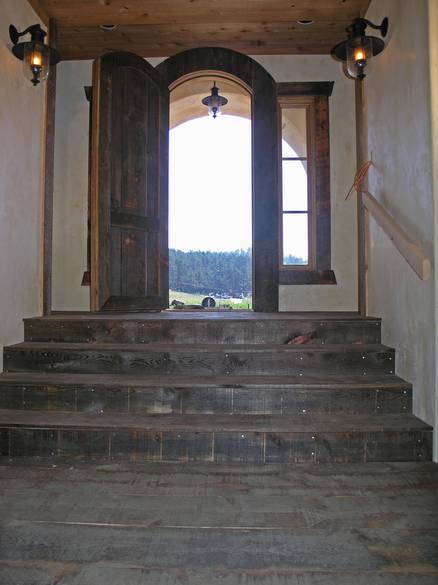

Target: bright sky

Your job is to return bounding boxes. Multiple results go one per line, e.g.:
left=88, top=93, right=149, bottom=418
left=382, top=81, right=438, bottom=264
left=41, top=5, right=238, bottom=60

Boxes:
left=169, top=115, right=308, bottom=261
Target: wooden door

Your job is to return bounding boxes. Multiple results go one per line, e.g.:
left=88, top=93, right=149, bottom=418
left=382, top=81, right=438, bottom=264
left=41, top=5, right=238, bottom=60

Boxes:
left=90, top=52, right=169, bottom=311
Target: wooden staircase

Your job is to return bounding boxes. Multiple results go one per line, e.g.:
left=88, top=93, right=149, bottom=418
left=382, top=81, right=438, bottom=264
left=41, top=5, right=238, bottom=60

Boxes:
left=0, top=312, right=432, bottom=463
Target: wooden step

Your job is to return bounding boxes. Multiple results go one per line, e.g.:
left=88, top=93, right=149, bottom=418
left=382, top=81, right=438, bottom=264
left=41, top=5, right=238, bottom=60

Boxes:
left=24, top=311, right=382, bottom=345
left=0, top=410, right=431, bottom=463
left=0, top=372, right=412, bottom=415
left=3, top=342, right=395, bottom=376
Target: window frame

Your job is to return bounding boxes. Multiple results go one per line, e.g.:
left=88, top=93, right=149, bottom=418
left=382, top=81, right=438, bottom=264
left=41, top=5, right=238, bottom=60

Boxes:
left=277, top=82, right=336, bottom=286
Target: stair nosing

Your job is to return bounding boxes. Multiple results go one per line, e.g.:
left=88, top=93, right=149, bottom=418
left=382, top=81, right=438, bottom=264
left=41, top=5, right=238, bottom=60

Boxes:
left=0, top=410, right=430, bottom=433
left=0, top=372, right=411, bottom=390
left=4, top=342, right=393, bottom=353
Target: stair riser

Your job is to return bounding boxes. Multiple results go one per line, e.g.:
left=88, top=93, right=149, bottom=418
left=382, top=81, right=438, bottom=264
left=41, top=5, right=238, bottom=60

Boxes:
left=0, top=427, right=431, bottom=463
left=0, top=385, right=412, bottom=415
left=24, top=319, right=382, bottom=345
left=3, top=348, right=395, bottom=376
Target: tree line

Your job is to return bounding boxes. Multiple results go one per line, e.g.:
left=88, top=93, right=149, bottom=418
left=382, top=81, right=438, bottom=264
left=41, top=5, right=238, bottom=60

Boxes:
left=169, top=249, right=304, bottom=296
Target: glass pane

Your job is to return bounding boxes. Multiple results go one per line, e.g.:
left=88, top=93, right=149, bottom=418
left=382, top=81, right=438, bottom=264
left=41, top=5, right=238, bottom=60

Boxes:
left=283, top=213, right=308, bottom=265
left=281, top=107, right=307, bottom=157
left=282, top=160, right=308, bottom=211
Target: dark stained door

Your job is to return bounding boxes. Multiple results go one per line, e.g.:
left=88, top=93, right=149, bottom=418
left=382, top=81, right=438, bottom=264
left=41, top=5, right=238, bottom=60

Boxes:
left=90, top=52, right=169, bottom=311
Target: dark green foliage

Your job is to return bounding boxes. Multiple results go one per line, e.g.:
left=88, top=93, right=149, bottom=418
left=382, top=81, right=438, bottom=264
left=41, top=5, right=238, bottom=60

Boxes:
left=169, top=249, right=304, bottom=296
left=169, top=249, right=251, bottom=296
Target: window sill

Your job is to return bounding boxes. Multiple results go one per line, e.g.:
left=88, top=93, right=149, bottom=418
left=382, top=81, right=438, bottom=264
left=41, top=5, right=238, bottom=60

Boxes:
left=279, top=269, right=337, bottom=285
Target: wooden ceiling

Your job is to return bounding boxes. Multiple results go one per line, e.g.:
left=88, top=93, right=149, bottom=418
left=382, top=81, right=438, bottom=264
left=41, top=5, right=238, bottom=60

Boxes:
left=29, top=0, right=371, bottom=60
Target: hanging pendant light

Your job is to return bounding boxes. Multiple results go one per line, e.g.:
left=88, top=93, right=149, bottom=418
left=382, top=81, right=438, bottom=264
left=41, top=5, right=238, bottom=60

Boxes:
left=201, top=82, right=228, bottom=118
left=9, top=24, right=60, bottom=86
left=331, top=17, right=389, bottom=80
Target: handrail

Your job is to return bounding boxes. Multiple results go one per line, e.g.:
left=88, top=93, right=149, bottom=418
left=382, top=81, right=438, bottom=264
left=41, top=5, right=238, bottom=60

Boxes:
left=361, top=190, right=432, bottom=281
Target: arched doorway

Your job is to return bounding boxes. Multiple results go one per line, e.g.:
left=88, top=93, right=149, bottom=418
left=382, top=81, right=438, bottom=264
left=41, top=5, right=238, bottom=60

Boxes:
left=157, top=49, right=279, bottom=312
left=90, top=48, right=278, bottom=312
left=168, top=74, right=252, bottom=308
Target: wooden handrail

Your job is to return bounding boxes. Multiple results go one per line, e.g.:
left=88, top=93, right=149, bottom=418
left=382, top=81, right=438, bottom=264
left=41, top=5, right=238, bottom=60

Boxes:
left=361, top=190, right=432, bottom=281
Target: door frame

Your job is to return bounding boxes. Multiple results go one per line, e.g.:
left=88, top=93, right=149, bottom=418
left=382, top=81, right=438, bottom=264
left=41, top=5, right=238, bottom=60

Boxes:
left=157, top=48, right=279, bottom=312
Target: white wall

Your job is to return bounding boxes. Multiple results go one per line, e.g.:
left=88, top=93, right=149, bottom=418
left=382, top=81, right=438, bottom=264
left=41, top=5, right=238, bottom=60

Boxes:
left=52, top=55, right=358, bottom=312
left=365, top=0, right=435, bottom=428
left=0, top=0, right=45, bottom=370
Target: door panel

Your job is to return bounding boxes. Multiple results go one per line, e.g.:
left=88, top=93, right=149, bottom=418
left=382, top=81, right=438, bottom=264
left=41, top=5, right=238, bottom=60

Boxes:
left=91, top=51, right=169, bottom=312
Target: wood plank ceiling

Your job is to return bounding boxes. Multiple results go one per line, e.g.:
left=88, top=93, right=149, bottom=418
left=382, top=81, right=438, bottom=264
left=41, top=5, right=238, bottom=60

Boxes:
left=29, top=0, right=371, bottom=60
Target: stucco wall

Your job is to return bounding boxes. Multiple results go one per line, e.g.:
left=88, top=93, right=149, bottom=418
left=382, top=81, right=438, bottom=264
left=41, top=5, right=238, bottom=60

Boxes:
left=52, top=55, right=357, bottom=312
left=365, top=0, right=435, bottom=427
left=52, top=61, right=91, bottom=311
left=0, top=0, right=44, bottom=370
left=254, top=56, right=357, bottom=311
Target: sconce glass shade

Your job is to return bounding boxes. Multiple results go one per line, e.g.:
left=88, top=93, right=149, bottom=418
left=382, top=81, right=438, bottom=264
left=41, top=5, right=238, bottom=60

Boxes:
left=23, top=42, right=51, bottom=85
left=346, top=36, right=373, bottom=79
left=201, top=83, right=228, bottom=118
left=9, top=24, right=60, bottom=86
left=330, top=17, right=388, bottom=81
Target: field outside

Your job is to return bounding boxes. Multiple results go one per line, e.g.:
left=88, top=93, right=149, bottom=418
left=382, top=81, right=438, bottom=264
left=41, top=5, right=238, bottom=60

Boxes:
left=169, top=290, right=252, bottom=310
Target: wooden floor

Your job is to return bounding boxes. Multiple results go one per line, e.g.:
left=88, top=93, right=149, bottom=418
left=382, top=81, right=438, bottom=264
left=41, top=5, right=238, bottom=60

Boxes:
left=0, top=460, right=437, bottom=584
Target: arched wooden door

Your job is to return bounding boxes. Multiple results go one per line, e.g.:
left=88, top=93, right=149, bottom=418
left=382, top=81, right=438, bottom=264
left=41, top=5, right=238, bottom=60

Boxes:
left=90, top=51, right=169, bottom=311
left=157, top=48, right=279, bottom=312
left=91, top=48, right=278, bottom=312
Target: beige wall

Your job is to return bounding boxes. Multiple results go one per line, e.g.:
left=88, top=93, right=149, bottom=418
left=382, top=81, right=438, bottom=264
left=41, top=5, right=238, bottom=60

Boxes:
left=365, top=0, right=435, bottom=429
left=52, top=61, right=91, bottom=310
left=52, top=55, right=358, bottom=312
left=428, top=0, right=438, bottom=458
left=0, top=0, right=45, bottom=370
left=254, top=56, right=357, bottom=311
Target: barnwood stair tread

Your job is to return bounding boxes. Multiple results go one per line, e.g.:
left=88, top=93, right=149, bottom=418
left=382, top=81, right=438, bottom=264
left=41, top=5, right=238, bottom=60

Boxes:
left=0, top=409, right=430, bottom=433
left=0, top=371, right=411, bottom=389
left=5, top=341, right=391, bottom=353
left=1, top=312, right=430, bottom=463
left=25, top=311, right=382, bottom=321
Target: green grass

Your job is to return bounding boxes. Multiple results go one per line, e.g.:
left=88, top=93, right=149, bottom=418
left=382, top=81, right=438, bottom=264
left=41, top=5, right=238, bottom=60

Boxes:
left=169, top=290, right=252, bottom=310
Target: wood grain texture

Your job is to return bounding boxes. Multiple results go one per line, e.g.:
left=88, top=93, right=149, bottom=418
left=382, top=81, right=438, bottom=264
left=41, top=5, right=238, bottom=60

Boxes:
left=90, top=52, right=169, bottom=311
left=3, top=342, right=396, bottom=377
left=0, top=459, right=437, bottom=583
left=41, top=19, right=57, bottom=315
left=33, top=0, right=372, bottom=59
left=0, top=372, right=412, bottom=415
left=0, top=409, right=431, bottom=462
left=23, top=314, right=382, bottom=344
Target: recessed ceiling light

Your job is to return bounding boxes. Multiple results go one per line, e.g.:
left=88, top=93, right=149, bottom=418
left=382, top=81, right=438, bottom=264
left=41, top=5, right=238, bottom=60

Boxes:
left=297, top=19, right=314, bottom=25
left=100, top=24, right=117, bottom=31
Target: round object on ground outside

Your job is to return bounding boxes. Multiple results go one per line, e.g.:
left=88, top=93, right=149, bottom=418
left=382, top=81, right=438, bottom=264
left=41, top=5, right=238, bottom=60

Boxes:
left=202, top=296, right=216, bottom=308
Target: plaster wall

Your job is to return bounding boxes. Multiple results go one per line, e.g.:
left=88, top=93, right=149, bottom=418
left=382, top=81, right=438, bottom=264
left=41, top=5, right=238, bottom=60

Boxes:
left=0, top=0, right=44, bottom=370
left=365, top=0, right=435, bottom=428
left=428, top=0, right=438, bottom=458
left=52, top=61, right=92, bottom=310
left=52, top=55, right=357, bottom=312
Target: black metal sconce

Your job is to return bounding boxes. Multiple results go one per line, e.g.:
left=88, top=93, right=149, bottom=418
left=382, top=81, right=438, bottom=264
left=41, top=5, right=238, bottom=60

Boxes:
left=9, top=24, right=60, bottom=86
left=201, top=82, right=228, bottom=118
left=331, top=17, right=389, bottom=80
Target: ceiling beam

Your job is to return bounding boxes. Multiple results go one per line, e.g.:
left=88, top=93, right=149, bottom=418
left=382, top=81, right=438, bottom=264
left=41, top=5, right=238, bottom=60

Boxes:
left=36, top=0, right=371, bottom=27
left=57, top=21, right=353, bottom=60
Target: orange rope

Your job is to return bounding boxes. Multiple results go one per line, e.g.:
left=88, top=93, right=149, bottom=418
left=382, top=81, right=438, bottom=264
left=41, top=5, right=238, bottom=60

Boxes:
left=345, top=160, right=374, bottom=200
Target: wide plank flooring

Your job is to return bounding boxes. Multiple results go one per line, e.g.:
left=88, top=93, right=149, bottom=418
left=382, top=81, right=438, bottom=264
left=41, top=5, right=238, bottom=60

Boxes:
left=0, top=459, right=437, bottom=584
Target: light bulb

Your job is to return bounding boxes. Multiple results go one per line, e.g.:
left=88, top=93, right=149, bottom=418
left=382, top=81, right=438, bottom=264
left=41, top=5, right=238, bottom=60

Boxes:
left=31, top=52, right=42, bottom=66
left=354, top=47, right=365, bottom=61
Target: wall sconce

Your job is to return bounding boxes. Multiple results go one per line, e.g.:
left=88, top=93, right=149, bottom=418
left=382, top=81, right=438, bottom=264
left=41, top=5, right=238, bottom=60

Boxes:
left=9, top=24, right=60, bottom=86
left=201, top=82, right=228, bottom=118
left=331, top=17, right=389, bottom=80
